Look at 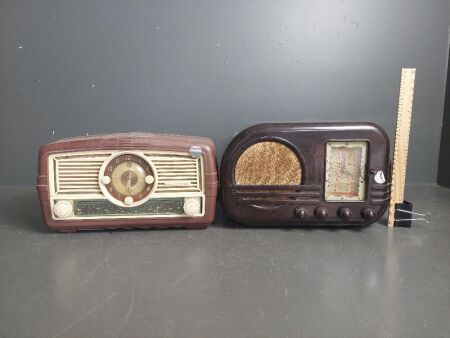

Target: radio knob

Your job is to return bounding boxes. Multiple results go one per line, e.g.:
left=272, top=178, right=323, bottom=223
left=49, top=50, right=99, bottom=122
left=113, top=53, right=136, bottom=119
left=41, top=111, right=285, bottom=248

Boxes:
left=54, top=200, right=73, bottom=218
left=100, top=176, right=111, bottom=185
left=183, top=197, right=201, bottom=216
left=124, top=196, right=134, bottom=205
left=145, top=175, right=155, bottom=184
left=362, top=208, right=376, bottom=220
left=338, top=207, right=352, bottom=220
left=294, top=207, right=307, bottom=220
left=315, top=207, right=328, bottom=220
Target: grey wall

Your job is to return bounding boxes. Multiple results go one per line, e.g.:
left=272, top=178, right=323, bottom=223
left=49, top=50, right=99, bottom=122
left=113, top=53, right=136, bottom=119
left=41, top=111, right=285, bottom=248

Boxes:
left=1, top=0, right=449, bottom=185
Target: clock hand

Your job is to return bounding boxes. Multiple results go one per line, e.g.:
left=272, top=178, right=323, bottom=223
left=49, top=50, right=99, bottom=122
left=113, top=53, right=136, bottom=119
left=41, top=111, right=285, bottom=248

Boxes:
left=127, top=171, right=132, bottom=194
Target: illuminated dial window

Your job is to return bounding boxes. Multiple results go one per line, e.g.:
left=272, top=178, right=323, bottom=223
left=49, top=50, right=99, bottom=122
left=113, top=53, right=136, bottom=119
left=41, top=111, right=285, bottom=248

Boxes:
left=102, top=154, right=154, bottom=206
left=234, top=141, right=301, bottom=185
left=325, top=141, right=368, bottom=202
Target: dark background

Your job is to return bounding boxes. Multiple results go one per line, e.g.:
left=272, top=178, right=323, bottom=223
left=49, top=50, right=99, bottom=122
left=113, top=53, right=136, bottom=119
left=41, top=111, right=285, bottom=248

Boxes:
left=1, top=0, right=449, bottom=185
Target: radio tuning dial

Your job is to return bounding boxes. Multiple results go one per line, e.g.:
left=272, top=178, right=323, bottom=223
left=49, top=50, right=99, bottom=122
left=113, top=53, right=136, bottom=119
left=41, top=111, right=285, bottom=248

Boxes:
left=54, top=200, right=73, bottom=219
left=294, top=207, right=307, bottom=220
left=362, top=208, right=376, bottom=220
left=315, top=207, right=328, bottom=220
left=338, top=207, right=352, bottom=220
left=183, top=197, right=201, bottom=216
left=100, top=153, right=155, bottom=207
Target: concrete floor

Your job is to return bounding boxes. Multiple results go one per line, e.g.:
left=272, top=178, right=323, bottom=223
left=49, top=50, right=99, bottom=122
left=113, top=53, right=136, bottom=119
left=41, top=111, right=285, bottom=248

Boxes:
left=0, top=184, right=449, bottom=338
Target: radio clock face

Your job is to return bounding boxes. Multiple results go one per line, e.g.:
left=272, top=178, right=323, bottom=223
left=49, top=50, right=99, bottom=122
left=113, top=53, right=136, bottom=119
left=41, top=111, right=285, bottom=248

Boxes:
left=101, top=153, right=155, bottom=207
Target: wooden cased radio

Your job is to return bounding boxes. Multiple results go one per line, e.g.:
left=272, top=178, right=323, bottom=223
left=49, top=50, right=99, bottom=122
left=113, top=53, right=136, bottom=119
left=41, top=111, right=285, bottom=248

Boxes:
left=220, top=123, right=390, bottom=226
left=37, top=133, right=218, bottom=232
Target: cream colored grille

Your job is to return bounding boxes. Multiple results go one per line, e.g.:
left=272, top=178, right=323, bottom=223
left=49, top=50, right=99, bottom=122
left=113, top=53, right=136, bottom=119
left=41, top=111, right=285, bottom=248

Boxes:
left=54, top=154, right=109, bottom=194
left=51, top=152, right=202, bottom=196
left=149, top=155, right=202, bottom=193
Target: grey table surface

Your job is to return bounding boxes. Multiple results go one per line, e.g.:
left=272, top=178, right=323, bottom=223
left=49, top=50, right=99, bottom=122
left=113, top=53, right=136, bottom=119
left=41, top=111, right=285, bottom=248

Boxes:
left=0, top=184, right=449, bottom=338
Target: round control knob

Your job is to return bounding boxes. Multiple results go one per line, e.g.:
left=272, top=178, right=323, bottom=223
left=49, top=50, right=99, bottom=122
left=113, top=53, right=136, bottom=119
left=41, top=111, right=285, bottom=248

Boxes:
left=183, top=197, right=201, bottom=216
left=338, top=207, right=352, bottom=220
left=124, top=196, right=134, bottom=206
left=362, top=208, right=376, bottom=220
left=100, top=176, right=111, bottom=185
left=145, top=175, right=155, bottom=184
left=53, top=200, right=73, bottom=219
left=315, top=207, right=328, bottom=220
left=294, top=207, right=307, bottom=220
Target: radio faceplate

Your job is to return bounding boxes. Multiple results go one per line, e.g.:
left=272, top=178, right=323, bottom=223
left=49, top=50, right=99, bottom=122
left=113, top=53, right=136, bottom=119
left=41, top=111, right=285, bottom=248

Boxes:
left=48, top=150, right=205, bottom=219
left=220, top=123, right=390, bottom=226
left=37, top=133, right=217, bottom=231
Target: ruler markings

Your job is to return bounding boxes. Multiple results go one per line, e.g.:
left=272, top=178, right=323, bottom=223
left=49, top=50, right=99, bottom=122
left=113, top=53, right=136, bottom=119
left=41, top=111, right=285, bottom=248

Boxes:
left=388, top=68, right=416, bottom=227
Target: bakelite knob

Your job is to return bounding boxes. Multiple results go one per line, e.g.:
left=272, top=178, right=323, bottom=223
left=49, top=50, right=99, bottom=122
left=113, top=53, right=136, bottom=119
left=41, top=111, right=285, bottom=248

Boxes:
left=315, top=207, right=328, bottom=220
left=362, top=208, right=376, bottom=220
left=294, top=207, right=307, bottom=220
left=338, top=207, right=352, bottom=220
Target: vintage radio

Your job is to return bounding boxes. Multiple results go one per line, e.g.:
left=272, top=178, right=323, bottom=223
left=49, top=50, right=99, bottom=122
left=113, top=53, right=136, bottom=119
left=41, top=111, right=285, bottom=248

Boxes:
left=220, top=123, right=390, bottom=226
left=37, top=133, right=217, bottom=232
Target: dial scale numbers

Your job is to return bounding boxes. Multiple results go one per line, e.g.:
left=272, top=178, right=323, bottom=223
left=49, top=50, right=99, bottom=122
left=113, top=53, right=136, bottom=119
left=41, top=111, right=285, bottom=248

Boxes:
left=325, top=141, right=368, bottom=202
left=100, top=153, right=156, bottom=207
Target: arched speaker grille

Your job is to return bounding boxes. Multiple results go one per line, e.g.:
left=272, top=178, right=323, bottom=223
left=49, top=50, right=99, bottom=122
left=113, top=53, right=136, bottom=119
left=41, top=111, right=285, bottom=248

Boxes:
left=234, top=141, right=301, bottom=185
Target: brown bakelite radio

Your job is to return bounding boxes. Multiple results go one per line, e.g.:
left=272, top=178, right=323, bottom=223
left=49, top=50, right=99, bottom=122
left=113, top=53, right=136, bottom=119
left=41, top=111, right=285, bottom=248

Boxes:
left=37, top=133, right=218, bottom=232
left=220, top=123, right=390, bottom=226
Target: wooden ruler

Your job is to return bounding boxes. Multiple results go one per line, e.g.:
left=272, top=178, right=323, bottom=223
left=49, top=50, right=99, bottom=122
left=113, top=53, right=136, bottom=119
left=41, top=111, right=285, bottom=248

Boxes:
left=388, top=68, right=416, bottom=227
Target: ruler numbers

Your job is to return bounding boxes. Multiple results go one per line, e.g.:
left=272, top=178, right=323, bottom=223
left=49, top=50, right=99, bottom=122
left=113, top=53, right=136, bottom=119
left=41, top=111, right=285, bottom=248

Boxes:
left=388, top=68, right=416, bottom=227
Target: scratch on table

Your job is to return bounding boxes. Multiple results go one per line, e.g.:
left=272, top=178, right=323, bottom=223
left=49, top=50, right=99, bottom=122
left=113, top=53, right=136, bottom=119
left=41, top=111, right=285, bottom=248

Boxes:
left=106, top=254, right=126, bottom=281
left=51, top=292, right=118, bottom=338
left=115, top=289, right=135, bottom=337
left=84, top=256, right=108, bottom=280
left=257, top=307, right=265, bottom=320
left=170, top=273, right=188, bottom=287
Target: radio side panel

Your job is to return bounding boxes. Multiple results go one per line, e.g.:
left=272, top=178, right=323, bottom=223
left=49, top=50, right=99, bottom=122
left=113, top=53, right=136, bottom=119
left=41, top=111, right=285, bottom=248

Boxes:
left=220, top=123, right=390, bottom=226
left=37, top=133, right=218, bottom=231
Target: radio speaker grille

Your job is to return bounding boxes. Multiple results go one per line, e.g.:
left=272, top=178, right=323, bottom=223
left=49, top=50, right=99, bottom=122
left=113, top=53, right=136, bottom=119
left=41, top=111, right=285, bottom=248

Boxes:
left=235, top=141, right=301, bottom=185
left=149, top=155, right=201, bottom=193
left=55, top=154, right=109, bottom=194
left=52, top=152, right=202, bottom=195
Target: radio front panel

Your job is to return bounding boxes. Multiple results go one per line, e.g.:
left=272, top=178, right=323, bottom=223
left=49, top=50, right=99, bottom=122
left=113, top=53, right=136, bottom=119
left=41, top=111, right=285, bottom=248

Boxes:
left=48, top=150, right=205, bottom=220
left=220, top=123, right=390, bottom=226
left=37, top=133, right=217, bottom=231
